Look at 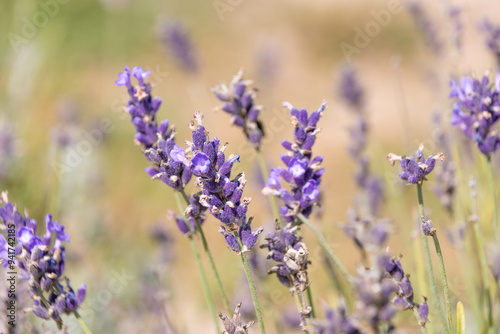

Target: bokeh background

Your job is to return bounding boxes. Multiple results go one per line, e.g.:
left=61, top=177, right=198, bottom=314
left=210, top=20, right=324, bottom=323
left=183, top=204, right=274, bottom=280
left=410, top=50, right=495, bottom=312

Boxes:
left=1, top=0, right=500, bottom=332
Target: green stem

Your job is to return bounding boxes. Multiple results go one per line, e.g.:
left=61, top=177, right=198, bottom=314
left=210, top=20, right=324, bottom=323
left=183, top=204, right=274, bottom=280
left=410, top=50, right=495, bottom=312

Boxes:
left=470, top=182, right=493, bottom=328
left=297, top=213, right=351, bottom=281
left=306, top=285, right=315, bottom=319
left=188, top=235, right=220, bottom=333
left=74, top=311, right=93, bottom=334
left=431, top=234, right=453, bottom=333
left=486, top=156, right=499, bottom=238
left=173, top=192, right=220, bottom=332
left=178, top=189, right=231, bottom=314
left=240, top=250, right=267, bottom=334
left=256, top=149, right=281, bottom=223
left=416, top=183, right=451, bottom=334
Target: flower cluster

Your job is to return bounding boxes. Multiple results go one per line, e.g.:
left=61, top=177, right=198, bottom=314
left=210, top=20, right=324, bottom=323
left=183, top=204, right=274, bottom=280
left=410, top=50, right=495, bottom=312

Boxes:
left=480, top=19, right=500, bottom=69
left=168, top=194, right=208, bottom=237
left=312, top=301, right=360, bottom=334
left=449, top=71, right=500, bottom=156
left=160, top=20, right=198, bottom=73
left=387, top=145, right=445, bottom=184
left=408, top=1, right=442, bottom=54
left=0, top=119, right=16, bottom=182
left=212, top=70, right=264, bottom=148
left=432, top=113, right=456, bottom=213
left=263, top=102, right=326, bottom=223
left=219, top=302, right=254, bottom=334
left=0, top=192, right=86, bottom=328
left=171, top=112, right=263, bottom=253
left=338, top=65, right=364, bottom=109
left=342, top=209, right=392, bottom=254
left=116, top=66, right=192, bottom=190
left=262, top=223, right=310, bottom=290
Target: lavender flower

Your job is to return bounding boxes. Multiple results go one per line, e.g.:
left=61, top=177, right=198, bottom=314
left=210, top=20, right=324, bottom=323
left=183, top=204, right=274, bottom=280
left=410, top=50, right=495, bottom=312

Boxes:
left=212, top=70, right=264, bottom=148
left=432, top=113, right=456, bottom=213
left=0, top=119, right=16, bottom=182
left=387, top=144, right=445, bottom=184
left=342, top=210, right=392, bottom=254
left=338, top=66, right=383, bottom=216
left=219, top=302, right=254, bottom=334
left=261, top=223, right=310, bottom=290
left=449, top=71, right=500, bottom=156
left=116, top=66, right=192, bottom=190
left=480, top=19, right=500, bottom=69
left=160, top=20, right=198, bottom=73
left=338, top=65, right=364, bottom=109
left=171, top=112, right=263, bottom=253
left=262, top=102, right=326, bottom=223
left=0, top=192, right=86, bottom=328
left=408, top=1, right=442, bottom=54
left=313, top=301, right=361, bottom=334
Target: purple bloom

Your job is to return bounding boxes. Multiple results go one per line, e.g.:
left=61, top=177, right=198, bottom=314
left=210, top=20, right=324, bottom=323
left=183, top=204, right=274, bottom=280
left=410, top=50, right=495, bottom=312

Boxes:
left=388, top=145, right=445, bottom=184
left=418, top=297, right=430, bottom=326
left=212, top=70, right=264, bottom=148
left=160, top=20, right=198, bottom=73
left=480, top=19, right=500, bottom=69
left=0, top=191, right=85, bottom=327
left=338, top=65, right=364, bottom=108
left=175, top=112, right=263, bottom=252
left=408, top=1, right=442, bottom=54
left=263, top=102, right=326, bottom=223
left=342, top=210, right=392, bottom=253
left=262, top=223, right=309, bottom=290
left=313, top=301, right=361, bottom=334
left=116, top=66, right=192, bottom=190
left=449, top=71, right=500, bottom=156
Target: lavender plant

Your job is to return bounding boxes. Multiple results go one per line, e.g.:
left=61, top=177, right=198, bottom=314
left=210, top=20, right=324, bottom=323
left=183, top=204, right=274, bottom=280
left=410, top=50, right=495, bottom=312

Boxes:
left=449, top=71, right=500, bottom=235
left=0, top=192, right=90, bottom=333
left=160, top=20, right=199, bottom=73
left=116, top=66, right=229, bottom=330
left=480, top=19, right=500, bottom=70
left=388, top=145, right=452, bottom=333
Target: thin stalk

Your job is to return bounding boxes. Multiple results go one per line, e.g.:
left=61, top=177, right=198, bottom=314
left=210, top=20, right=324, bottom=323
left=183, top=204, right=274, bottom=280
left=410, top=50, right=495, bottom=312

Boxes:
left=188, top=234, right=220, bottom=333
left=178, top=189, right=231, bottom=313
left=416, top=183, right=451, bottom=334
left=297, top=213, right=351, bottom=281
left=293, top=292, right=310, bottom=334
left=256, top=149, right=281, bottom=222
left=173, top=192, right=221, bottom=332
left=240, top=249, right=267, bottom=334
left=306, top=285, right=316, bottom=319
left=486, top=156, right=499, bottom=238
left=430, top=234, right=453, bottom=333
left=470, top=180, right=493, bottom=328
left=74, top=311, right=93, bottom=334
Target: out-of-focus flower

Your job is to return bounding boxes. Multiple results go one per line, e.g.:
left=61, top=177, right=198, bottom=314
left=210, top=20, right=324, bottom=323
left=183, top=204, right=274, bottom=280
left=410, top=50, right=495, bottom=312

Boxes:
left=387, top=144, right=445, bottom=184
left=219, top=302, right=254, bottom=334
left=160, top=20, right=198, bottom=73
left=212, top=70, right=264, bottom=149
left=480, top=19, right=500, bottom=69
left=338, top=65, right=364, bottom=109
left=449, top=71, right=500, bottom=156
left=312, top=301, right=361, bottom=334
left=116, top=66, right=192, bottom=190
left=0, top=119, right=16, bottom=181
left=262, top=102, right=325, bottom=223
left=342, top=209, right=392, bottom=254
left=408, top=1, right=442, bottom=54
left=432, top=113, right=456, bottom=213
left=0, top=191, right=85, bottom=328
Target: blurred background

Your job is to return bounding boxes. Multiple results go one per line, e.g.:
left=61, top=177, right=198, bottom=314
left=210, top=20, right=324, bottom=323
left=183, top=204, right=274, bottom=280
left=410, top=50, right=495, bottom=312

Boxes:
left=1, top=0, right=500, bottom=332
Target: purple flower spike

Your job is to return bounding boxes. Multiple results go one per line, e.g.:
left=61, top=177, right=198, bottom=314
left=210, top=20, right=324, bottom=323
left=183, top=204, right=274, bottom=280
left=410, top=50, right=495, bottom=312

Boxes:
left=449, top=71, right=500, bottom=157
left=160, top=20, right=199, bottom=73
left=263, top=102, right=326, bottom=223
left=388, top=145, right=445, bottom=184
left=212, top=70, right=264, bottom=148
left=116, top=65, right=192, bottom=191
left=0, top=191, right=86, bottom=327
